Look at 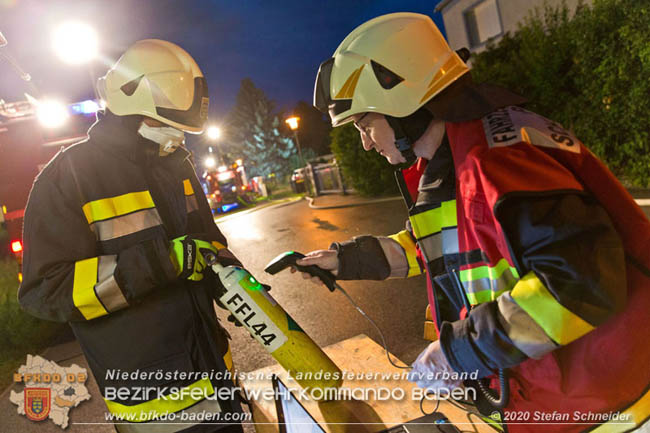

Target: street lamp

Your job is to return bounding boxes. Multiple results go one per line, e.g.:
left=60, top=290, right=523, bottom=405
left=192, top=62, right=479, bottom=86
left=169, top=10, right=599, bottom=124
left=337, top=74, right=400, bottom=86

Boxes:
left=206, top=125, right=221, bottom=140
left=52, top=21, right=98, bottom=65
left=204, top=156, right=216, bottom=169
left=52, top=21, right=100, bottom=101
left=285, top=116, right=304, bottom=167
left=205, top=124, right=227, bottom=167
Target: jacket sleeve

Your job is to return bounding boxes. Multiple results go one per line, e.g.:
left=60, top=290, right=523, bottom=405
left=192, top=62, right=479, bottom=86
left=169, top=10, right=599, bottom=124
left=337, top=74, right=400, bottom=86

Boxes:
left=330, top=220, right=423, bottom=280
left=439, top=192, right=626, bottom=377
left=184, top=166, right=241, bottom=268
left=19, top=175, right=177, bottom=323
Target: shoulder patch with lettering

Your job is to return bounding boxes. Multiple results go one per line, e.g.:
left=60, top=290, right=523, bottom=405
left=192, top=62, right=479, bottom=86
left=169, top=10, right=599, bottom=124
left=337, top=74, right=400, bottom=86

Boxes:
left=482, top=106, right=580, bottom=154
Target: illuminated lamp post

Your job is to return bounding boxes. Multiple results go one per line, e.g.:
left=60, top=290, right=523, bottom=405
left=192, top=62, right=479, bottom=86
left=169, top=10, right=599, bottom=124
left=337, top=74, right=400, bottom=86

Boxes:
left=285, top=116, right=305, bottom=167
left=205, top=124, right=229, bottom=167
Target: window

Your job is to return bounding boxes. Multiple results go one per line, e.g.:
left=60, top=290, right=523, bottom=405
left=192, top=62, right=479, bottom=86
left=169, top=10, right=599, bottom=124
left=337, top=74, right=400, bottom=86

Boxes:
left=464, top=0, right=503, bottom=48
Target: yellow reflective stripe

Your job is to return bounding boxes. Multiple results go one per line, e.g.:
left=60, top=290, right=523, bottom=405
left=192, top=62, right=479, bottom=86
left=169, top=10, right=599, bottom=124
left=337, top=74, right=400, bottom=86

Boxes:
left=409, top=200, right=456, bottom=239
left=591, top=387, right=650, bottom=433
left=104, top=377, right=215, bottom=422
left=511, top=272, right=595, bottom=345
left=334, top=65, right=365, bottom=99
left=440, top=199, right=457, bottom=227
left=419, top=54, right=469, bottom=104
left=82, top=191, right=155, bottom=224
left=223, top=345, right=234, bottom=375
left=459, top=258, right=519, bottom=283
left=211, top=241, right=226, bottom=250
left=466, top=288, right=508, bottom=305
left=388, top=230, right=421, bottom=277
left=183, top=179, right=194, bottom=196
left=73, top=258, right=107, bottom=320
left=410, top=208, right=441, bottom=239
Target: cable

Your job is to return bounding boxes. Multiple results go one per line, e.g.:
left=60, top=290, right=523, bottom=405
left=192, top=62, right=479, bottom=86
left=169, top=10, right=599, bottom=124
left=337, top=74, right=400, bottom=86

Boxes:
left=477, top=370, right=509, bottom=409
left=333, top=282, right=411, bottom=370
left=420, top=390, right=441, bottom=415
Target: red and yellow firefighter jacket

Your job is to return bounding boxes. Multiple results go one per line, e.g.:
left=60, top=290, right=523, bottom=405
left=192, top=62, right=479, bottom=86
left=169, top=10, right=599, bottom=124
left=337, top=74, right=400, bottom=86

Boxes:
left=332, top=106, right=650, bottom=432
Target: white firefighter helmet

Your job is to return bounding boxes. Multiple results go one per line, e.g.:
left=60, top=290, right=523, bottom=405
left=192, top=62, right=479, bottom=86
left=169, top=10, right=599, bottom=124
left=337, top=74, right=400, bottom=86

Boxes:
left=314, top=12, right=469, bottom=126
left=97, top=39, right=209, bottom=133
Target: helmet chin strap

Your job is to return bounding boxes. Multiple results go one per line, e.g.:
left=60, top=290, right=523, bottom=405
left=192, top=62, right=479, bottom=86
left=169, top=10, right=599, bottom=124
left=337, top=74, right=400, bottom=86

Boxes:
left=384, top=115, right=417, bottom=165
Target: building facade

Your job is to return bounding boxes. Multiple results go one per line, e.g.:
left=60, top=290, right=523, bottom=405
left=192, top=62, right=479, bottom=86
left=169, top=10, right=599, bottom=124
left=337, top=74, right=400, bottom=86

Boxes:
left=435, top=0, right=591, bottom=53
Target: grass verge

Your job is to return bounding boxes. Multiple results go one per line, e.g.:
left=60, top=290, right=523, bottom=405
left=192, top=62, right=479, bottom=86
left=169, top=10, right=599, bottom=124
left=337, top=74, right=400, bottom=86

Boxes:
left=0, top=258, right=65, bottom=390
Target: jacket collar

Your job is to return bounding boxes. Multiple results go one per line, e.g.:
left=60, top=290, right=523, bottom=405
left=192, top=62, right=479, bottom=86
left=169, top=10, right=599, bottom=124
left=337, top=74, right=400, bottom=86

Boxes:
left=425, top=74, right=527, bottom=123
left=88, top=110, right=190, bottom=166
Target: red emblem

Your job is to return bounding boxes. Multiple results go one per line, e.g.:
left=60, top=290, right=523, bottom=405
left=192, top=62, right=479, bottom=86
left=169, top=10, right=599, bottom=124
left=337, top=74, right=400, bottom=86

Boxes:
left=25, top=388, right=50, bottom=421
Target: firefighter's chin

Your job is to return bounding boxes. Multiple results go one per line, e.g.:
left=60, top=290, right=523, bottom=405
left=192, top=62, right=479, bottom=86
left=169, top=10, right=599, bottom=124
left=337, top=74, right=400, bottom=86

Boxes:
left=384, top=151, right=406, bottom=165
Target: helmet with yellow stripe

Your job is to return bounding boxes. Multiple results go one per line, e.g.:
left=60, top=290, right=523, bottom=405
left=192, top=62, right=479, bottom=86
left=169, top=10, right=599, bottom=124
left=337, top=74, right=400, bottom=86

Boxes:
left=314, top=12, right=469, bottom=127
left=97, top=39, right=209, bottom=134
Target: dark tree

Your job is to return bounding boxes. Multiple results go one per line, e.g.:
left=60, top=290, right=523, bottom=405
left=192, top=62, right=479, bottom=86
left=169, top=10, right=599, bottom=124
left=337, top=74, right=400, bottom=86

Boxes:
left=225, top=78, right=296, bottom=177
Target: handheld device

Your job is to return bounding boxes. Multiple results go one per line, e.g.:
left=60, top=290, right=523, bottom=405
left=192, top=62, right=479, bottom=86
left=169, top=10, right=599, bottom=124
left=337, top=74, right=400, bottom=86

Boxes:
left=264, top=251, right=410, bottom=371
left=204, top=252, right=342, bottom=396
left=265, top=251, right=337, bottom=292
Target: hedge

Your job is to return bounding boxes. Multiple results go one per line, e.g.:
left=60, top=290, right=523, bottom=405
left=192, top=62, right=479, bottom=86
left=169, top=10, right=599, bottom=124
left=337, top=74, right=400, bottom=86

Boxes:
left=471, top=0, right=650, bottom=186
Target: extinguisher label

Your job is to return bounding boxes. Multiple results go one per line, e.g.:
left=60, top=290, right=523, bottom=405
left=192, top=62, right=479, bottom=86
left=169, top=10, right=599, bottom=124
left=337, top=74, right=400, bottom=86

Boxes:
left=219, top=285, right=288, bottom=353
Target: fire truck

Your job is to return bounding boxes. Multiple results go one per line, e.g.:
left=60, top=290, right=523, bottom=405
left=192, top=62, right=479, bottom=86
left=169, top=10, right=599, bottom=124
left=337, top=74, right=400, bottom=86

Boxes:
left=201, top=158, right=255, bottom=213
left=0, top=99, right=98, bottom=280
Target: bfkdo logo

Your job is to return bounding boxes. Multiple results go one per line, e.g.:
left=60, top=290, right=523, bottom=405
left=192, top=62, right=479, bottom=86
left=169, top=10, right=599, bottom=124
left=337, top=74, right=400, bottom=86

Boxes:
left=25, top=388, right=51, bottom=421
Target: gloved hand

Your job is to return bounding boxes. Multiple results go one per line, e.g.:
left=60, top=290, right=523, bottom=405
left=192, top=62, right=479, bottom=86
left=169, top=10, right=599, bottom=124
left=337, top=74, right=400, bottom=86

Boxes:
left=290, top=249, right=339, bottom=284
left=169, top=235, right=219, bottom=281
left=407, top=340, right=464, bottom=393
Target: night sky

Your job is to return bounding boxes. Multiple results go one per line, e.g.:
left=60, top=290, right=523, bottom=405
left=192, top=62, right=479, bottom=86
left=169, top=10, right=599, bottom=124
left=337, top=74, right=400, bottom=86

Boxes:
left=0, top=0, right=445, bottom=121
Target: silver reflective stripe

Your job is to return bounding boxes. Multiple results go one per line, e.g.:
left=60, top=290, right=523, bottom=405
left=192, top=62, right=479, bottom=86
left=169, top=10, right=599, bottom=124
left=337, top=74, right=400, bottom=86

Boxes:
left=497, top=292, right=557, bottom=359
left=114, top=397, right=223, bottom=433
left=378, top=237, right=409, bottom=278
left=418, top=232, right=443, bottom=263
left=441, top=227, right=459, bottom=255
left=463, top=265, right=518, bottom=294
left=92, top=208, right=162, bottom=241
left=96, top=255, right=128, bottom=312
left=186, top=195, right=199, bottom=213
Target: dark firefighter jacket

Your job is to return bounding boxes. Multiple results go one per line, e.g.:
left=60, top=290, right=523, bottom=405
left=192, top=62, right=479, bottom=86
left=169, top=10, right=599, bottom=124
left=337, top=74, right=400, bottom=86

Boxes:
left=331, top=106, right=650, bottom=432
left=19, top=111, right=242, bottom=432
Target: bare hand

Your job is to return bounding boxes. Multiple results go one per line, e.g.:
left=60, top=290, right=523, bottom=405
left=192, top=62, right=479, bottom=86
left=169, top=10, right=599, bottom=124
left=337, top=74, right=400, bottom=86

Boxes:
left=289, top=249, right=339, bottom=285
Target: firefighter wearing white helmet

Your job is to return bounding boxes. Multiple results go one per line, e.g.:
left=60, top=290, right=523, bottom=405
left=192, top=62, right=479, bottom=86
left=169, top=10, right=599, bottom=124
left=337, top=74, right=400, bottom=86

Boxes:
left=97, top=39, right=209, bottom=155
left=20, top=39, right=246, bottom=432
left=289, top=12, right=650, bottom=432
left=314, top=12, right=468, bottom=125
left=98, top=39, right=209, bottom=133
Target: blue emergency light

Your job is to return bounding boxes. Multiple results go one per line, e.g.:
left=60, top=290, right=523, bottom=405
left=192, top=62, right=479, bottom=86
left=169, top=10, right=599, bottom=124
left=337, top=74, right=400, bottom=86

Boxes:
left=70, top=100, right=100, bottom=115
left=221, top=203, right=239, bottom=213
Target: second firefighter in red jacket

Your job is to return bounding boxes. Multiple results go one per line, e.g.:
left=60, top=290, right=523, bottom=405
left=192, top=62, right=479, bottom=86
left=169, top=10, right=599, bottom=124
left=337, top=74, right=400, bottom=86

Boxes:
left=289, top=12, right=650, bottom=433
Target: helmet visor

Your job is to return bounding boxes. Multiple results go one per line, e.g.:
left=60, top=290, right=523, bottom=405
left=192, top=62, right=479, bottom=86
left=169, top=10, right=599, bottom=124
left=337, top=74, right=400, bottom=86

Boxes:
left=314, top=58, right=334, bottom=114
left=155, top=77, right=209, bottom=130
left=314, top=58, right=354, bottom=124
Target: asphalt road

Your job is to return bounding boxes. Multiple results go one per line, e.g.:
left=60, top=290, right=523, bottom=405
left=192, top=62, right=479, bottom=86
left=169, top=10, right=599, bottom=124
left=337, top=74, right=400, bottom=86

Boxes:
left=215, top=198, right=431, bottom=374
